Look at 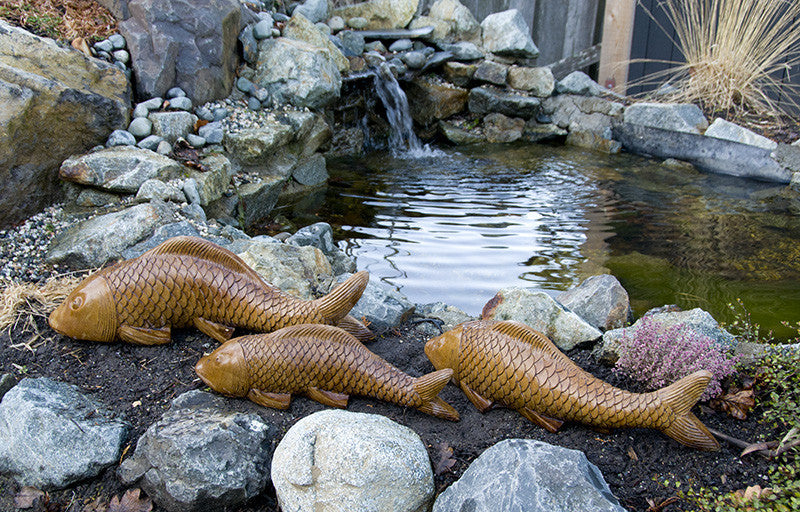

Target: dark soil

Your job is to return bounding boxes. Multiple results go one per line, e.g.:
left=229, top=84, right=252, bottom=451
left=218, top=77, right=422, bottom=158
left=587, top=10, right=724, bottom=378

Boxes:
left=0, top=315, right=777, bottom=512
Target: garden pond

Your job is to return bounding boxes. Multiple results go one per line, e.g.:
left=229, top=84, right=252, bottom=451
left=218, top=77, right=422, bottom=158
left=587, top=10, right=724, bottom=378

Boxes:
left=276, top=143, right=800, bottom=339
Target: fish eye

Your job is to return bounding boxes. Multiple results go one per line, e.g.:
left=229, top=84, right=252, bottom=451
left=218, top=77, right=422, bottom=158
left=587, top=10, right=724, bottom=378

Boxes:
left=70, top=296, right=83, bottom=310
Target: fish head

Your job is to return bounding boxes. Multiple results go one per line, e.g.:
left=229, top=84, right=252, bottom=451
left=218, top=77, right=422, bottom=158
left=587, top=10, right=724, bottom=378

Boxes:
left=48, top=274, right=118, bottom=342
left=425, top=325, right=463, bottom=372
left=195, top=339, right=250, bottom=397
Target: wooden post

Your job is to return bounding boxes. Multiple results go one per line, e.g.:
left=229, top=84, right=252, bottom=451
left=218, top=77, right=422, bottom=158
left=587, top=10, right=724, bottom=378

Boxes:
left=598, top=0, right=637, bottom=95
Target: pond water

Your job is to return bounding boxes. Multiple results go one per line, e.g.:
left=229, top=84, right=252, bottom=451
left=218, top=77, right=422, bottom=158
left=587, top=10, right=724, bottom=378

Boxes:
left=276, top=143, right=800, bottom=339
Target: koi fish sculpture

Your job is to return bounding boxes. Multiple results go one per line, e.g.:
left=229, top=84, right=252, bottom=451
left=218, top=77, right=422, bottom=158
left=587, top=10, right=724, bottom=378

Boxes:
left=48, top=236, right=371, bottom=345
left=195, top=323, right=460, bottom=421
left=424, top=320, right=719, bottom=450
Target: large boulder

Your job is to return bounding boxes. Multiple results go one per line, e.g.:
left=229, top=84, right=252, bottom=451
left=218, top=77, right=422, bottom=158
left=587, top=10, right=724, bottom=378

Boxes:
left=482, top=288, right=602, bottom=350
left=236, top=239, right=333, bottom=299
left=333, top=0, right=419, bottom=30
left=480, top=9, right=539, bottom=59
left=335, top=273, right=414, bottom=333
left=428, top=0, right=481, bottom=43
left=432, top=439, right=625, bottom=512
left=46, top=202, right=177, bottom=268
left=271, top=410, right=434, bottom=512
left=118, top=391, right=274, bottom=512
left=557, top=275, right=632, bottom=331
left=253, top=38, right=342, bottom=109
left=0, top=20, right=130, bottom=228
left=405, top=76, right=468, bottom=126
left=284, top=12, right=349, bottom=73
left=623, top=102, right=709, bottom=134
left=0, top=378, right=130, bottom=490
left=468, top=86, right=541, bottom=119
left=119, top=0, right=242, bottom=104
left=59, top=146, right=183, bottom=193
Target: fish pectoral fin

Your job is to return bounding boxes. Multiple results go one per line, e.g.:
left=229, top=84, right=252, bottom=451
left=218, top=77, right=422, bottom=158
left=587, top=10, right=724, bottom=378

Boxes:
left=118, top=325, right=172, bottom=345
left=248, top=389, right=291, bottom=409
left=519, top=407, right=564, bottom=433
left=193, top=317, right=235, bottom=343
left=459, top=382, right=494, bottom=413
left=306, top=387, right=349, bottom=408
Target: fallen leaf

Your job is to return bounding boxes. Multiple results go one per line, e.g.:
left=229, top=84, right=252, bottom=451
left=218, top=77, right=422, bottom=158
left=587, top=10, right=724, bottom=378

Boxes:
left=627, top=446, right=639, bottom=461
left=14, top=487, right=45, bottom=509
left=709, top=388, right=755, bottom=420
left=170, top=139, right=208, bottom=172
left=108, top=489, right=152, bottom=512
left=434, top=443, right=457, bottom=475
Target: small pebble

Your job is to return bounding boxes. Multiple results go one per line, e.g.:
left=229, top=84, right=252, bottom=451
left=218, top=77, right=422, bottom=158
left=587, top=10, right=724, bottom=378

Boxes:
left=247, top=96, right=261, bottom=111
left=327, top=16, right=345, bottom=32
left=128, top=117, right=153, bottom=138
left=347, top=16, right=368, bottom=29
left=315, top=22, right=332, bottom=36
left=109, top=33, right=126, bottom=49
left=97, top=50, right=112, bottom=61
left=133, top=103, right=150, bottom=118
left=183, top=178, right=201, bottom=205
left=271, top=28, right=281, bottom=37
left=141, top=97, right=164, bottom=110
left=252, top=87, right=270, bottom=103
left=112, top=49, right=129, bottom=64
left=273, top=12, right=289, bottom=22
left=106, top=129, right=136, bottom=147
left=213, top=107, right=229, bottom=121
left=156, top=140, right=172, bottom=155
left=166, top=87, right=187, bottom=98
left=113, top=61, right=127, bottom=72
left=94, top=39, right=113, bottom=53
left=365, top=41, right=386, bottom=53
left=237, top=77, right=254, bottom=94
left=169, top=96, right=193, bottom=111
left=389, top=39, right=412, bottom=53
left=253, top=19, right=273, bottom=40
left=137, top=135, right=164, bottom=151
left=186, top=134, right=206, bottom=147
left=195, top=106, right=214, bottom=121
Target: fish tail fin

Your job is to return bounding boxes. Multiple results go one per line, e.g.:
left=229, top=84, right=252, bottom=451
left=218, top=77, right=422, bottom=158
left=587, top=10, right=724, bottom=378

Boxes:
left=336, top=314, right=375, bottom=342
left=314, top=271, right=369, bottom=323
left=658, top=370, right=719, bottom=451
left=414, top=369, right=460, bottom=421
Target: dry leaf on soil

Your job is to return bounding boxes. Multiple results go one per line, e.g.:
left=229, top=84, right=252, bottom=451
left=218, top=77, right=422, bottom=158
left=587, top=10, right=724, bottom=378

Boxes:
left=108, top=489, right=152, bottom=512
left=14, top=487, right=46, bottom=509
left=434, top=442, right=457, bottom=475
left=709, top=388, right=755, bottom=420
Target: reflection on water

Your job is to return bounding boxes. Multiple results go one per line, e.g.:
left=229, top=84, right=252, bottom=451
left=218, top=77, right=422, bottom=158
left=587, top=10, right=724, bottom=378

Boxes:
left=276, top=143, right=800, bottom=339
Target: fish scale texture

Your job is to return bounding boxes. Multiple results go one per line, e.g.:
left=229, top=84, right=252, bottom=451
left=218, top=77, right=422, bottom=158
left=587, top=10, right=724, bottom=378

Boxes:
left=238, top=329, right=421, bottom=408
left=457, top=322, right=669, bottom=430
left=104, top=254, right=324, bottom=331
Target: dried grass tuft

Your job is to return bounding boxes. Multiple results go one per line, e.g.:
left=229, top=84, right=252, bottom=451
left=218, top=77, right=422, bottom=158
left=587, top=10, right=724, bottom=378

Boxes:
left=0, top=276, right=82, bottom=350
left=0, top=0, right=116, bottom=43
left=636, top=0, right=800, bottom=120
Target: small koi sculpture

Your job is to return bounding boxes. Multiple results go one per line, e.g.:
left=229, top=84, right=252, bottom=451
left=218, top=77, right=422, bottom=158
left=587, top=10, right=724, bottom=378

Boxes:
left=195, top=324, right=460, bottom=421
left=49, top=236, right=371, bottom=345
left=425, top=320, right=719, bottom=450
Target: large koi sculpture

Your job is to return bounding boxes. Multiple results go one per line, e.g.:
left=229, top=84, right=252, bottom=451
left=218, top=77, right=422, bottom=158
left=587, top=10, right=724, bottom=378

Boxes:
left=425, top=320, right=719, bottom=450
left=196, top=324, right=460, bottom=421
left=49, top=236, right=371, bottom=344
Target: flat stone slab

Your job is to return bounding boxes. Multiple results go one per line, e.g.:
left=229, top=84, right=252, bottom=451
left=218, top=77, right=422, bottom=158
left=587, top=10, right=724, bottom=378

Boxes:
left=358, top=26, right=434, bottom=39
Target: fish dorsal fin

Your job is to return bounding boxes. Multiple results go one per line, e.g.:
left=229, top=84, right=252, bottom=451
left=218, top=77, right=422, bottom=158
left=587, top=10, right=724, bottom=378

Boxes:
left=273, top=323, right=365, bottom=346
left=145, top=236, right=269, bottom=285
left=490, top=321, right=563, bottom=357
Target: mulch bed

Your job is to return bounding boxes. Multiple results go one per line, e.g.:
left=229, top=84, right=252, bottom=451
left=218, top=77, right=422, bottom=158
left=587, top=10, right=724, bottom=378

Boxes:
left=0, top=315, right=778, bottom=512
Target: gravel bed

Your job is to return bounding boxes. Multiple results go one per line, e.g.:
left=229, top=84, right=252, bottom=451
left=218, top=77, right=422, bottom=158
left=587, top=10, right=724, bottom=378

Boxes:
left=0, top=205, right=72, bottom=282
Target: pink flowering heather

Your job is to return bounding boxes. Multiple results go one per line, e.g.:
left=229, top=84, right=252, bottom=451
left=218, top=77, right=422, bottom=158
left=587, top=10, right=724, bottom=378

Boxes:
left=614, top=316, right=738, bottom=401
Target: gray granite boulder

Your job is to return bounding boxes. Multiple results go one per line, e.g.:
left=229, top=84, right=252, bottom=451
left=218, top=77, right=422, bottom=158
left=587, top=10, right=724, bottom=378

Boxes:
left=0, top=378, right=130, bottom=490
left=118, top=391, right=274, bottom=512
left=0, top=20, right=130, bottom=228
left=428, top=0, right=481, bottom=44
left=59, top=146, right=183, bottom=194
left=415, top=302, right=475, bottom=336
left=508, top=66, right=555, bottom=97
left=484, top=112, right=525, bottom=143
left=705, top=118, right=777, bottom=150
left=148, top=111, right=198, bottom=142
left=438, top=41, right=483, bottom=61
left=557, top=275, right=632, bottom=331
left=272, top=410, right=434, bottom=512
left=293, top=0, right=329, bottom=23
left=480, top=9, right=539, bottom=59
left=184, top=153, right=234, bottom=205
left=292, top=153, right=329, bottom=186
left=335, top=273, right=414, bottom=333
left=595, top=307, right=738, bottom=364
left=223, top=120, right=294, bottom=166
left=623, top=102, right=709, bottom=134
left=237, top=239, right=333, bottom=299
left=135, top=178, right=186, bottom=203
left=432, top=439, right=625, bottom=512
left=556, top=71, right=602, bottom=96
left=46, top=202, right=176, bottom=268
left=333, top=0, right=419, bottom=30
left=231, top=176, right=287, bottom=230
left=482, top=288, right=602, bottom=350
left=287, top=222, right=357, bottom=275
left=474, top=60, right=508, bottom=86
left=468, top=86, right=541, bottom=118
left=254, top=37, right=342, bottom=109
left=119, top=0, right=242, bottom=104
left=283, top=12, right=349, bottom=73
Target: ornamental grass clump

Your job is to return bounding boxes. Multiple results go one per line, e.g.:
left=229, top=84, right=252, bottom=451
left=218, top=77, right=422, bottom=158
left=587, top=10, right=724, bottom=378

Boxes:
left=614, top=317, right=738, bottom=401
left=638, top=0, right=800, bottom=118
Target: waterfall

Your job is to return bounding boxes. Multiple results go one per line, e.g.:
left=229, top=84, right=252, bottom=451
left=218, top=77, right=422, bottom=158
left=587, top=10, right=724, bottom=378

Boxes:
left=371, top=63, right=442, bottom=158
